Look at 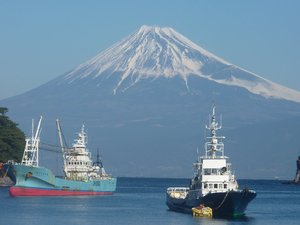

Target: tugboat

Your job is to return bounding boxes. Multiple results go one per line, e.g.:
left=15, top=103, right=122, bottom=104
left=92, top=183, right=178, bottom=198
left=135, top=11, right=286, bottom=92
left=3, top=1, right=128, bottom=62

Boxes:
left=166, top=106, right=256, bottom=218
left=9, top=117, right=117, bottom=196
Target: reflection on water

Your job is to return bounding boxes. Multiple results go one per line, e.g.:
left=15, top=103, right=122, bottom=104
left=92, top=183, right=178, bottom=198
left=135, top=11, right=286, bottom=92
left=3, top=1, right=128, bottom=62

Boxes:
left=0, top=179, right=299, bottom=225
left=189, top=214, right=257, bottom=225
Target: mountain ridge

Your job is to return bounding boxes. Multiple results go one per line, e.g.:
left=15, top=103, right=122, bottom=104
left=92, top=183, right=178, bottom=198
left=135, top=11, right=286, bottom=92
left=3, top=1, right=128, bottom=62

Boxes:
left=53, top=25, right=300, bottom=102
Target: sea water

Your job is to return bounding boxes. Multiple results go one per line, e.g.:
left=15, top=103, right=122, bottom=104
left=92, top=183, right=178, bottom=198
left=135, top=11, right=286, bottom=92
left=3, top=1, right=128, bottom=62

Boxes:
left=0, top=178, right=299, bottom=225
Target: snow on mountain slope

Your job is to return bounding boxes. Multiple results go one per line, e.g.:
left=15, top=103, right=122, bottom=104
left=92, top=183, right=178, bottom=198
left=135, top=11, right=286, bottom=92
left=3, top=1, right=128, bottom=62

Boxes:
left=61, top=25, right=300, bottom=102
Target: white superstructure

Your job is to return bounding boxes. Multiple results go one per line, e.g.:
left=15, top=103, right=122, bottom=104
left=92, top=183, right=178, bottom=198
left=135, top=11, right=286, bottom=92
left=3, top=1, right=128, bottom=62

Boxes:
left=193, top=106, right=238, bottom=196
left=56, top=120, right=109, bottom=181
left=190, top=106, right=238, bottom=196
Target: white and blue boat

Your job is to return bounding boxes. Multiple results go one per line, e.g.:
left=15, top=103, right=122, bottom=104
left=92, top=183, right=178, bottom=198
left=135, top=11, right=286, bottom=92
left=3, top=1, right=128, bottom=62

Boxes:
left=166, top=106, right=256, bottom=218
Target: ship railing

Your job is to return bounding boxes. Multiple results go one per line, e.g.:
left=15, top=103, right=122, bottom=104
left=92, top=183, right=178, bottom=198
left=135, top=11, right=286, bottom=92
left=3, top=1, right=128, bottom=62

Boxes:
left=167, top=187, right=189, bottom=199
left=200, top=156, right=228, bottom=159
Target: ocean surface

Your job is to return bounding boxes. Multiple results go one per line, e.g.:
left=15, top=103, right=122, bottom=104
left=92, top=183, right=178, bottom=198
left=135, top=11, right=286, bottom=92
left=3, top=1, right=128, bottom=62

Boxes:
left=0, top=178, right=299, bottom=225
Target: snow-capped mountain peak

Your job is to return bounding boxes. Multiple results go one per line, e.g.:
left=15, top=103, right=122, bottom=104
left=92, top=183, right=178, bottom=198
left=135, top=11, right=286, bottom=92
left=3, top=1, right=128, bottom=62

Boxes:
left=63, top=25, right=230, bottom=84
left=61, top=25, right=300, bottom=102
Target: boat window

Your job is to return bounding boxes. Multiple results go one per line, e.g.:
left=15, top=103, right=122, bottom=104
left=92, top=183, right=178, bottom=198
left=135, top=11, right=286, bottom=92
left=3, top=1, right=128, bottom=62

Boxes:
left=224, top=184, right=227, bottom=189
left=204, top=168, right=221, bottom=175
left=204, top=169, right=211, bottom=175
left=212, top=169, right=218, bottom=175
left=214, top=184, right=218, bottom=189
left=209, top=184, right=213, bottom=189
left=219, top=184, right=223, bottom=189
left=204, top=183, right=208, bottom=189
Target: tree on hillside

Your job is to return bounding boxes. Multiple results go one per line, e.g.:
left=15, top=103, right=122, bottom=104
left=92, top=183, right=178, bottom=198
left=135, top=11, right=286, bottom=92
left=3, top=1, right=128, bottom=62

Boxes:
left=0, top=107, right=8, bottom=116
left=0, top=107, right=25, bottom=162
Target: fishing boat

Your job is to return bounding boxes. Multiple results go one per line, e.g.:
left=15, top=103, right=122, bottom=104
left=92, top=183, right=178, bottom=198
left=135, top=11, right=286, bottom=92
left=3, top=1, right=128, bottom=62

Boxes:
left=166, top=106, right=256, bottom=218
left=9, top=117, right=116, bottom=196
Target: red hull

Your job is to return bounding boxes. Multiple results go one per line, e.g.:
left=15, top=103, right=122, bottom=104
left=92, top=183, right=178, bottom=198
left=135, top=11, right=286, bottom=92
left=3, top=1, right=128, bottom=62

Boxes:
left=9, top=186, right=113, bottom=197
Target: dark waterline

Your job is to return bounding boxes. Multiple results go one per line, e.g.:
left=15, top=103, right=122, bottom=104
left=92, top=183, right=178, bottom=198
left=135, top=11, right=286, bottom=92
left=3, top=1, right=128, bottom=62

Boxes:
left=0, top=178, right=299, bottom=225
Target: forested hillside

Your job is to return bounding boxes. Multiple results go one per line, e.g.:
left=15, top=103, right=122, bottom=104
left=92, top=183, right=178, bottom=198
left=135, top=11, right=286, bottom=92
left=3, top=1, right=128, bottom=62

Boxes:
left=0, top=107, right=25, bottom=162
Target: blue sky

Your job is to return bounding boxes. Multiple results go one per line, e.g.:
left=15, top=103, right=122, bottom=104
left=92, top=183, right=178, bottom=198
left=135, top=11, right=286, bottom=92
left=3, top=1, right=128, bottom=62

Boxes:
left=1, top=0, right=300, bottom=100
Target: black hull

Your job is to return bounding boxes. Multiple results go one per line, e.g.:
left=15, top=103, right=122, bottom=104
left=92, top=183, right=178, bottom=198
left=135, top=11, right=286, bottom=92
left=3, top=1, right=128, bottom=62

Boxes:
left=166, top=189, right=256, bottom=218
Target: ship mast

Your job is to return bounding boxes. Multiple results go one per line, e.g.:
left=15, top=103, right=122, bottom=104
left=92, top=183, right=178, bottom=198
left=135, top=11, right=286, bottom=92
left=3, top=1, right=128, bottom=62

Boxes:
left=21, top=116, right=42, bottom=167
left=74, top=124, right=87, bottom=148
left=205, top=106, right=225, bottom=158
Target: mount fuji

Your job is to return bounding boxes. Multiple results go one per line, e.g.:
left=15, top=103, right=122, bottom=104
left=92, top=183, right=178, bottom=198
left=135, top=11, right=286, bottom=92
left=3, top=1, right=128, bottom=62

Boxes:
left=2, top=25, right=300, bottom=179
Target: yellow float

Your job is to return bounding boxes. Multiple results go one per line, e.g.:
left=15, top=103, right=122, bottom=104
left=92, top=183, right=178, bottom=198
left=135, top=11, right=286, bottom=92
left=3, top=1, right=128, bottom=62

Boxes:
left=192, top=205, right=212, bottom=218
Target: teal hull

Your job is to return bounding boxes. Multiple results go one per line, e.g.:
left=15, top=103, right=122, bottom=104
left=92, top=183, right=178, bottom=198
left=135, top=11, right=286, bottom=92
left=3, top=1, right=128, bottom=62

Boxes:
left=9, top=164, right=117, bottom=196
